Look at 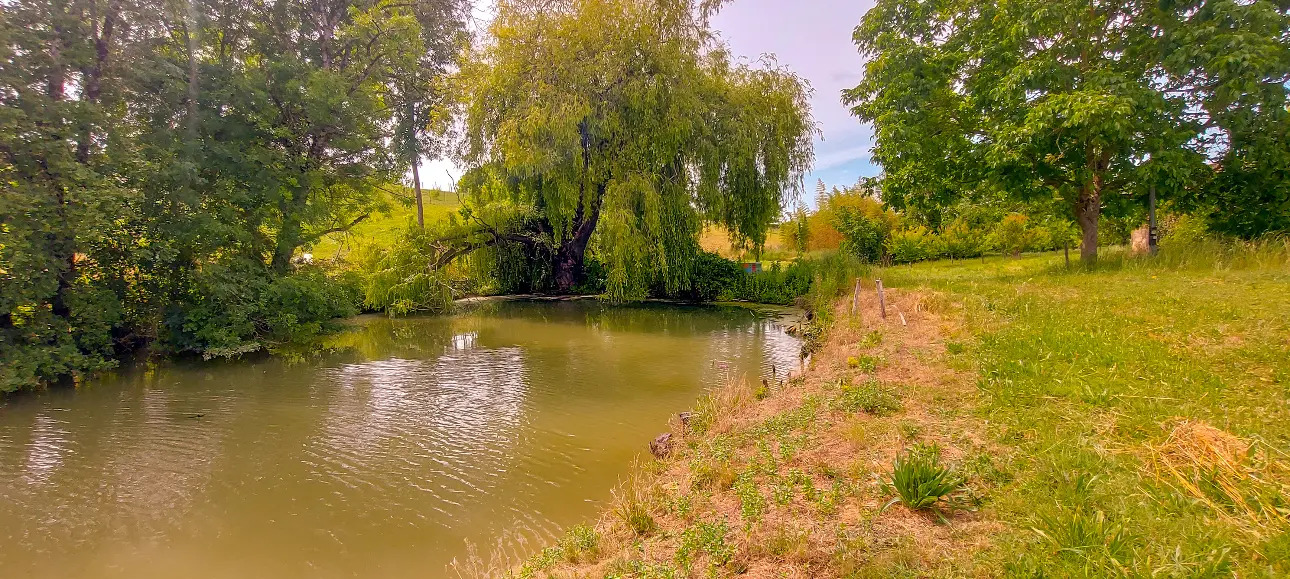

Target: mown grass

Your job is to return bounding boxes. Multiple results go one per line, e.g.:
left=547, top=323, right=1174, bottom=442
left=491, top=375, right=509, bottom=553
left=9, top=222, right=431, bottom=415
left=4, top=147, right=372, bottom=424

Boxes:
left=884, top=239, right=1290, bottom=576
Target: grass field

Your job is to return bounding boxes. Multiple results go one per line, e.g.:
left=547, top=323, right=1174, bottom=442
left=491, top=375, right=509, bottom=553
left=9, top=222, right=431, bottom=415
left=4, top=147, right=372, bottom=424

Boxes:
left=310, top=191, right=459, bottom=260
left=884, top=242, right=1290, bottom=575
left=498, top=239, right=1290, bottom=578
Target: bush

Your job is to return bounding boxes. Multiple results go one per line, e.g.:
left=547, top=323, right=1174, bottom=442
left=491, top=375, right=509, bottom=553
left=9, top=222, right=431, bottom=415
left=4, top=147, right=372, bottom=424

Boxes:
left=834, top=205, right=890, bottom=263
left=886, top=226, right=943, bottom=264
left=676, top=251, right=742, bottom=302
left=163, top=260, right=360, bottom=359
left=940, top=218, right=987, bottom=259
left=991, top=213, right=1035, bottom=257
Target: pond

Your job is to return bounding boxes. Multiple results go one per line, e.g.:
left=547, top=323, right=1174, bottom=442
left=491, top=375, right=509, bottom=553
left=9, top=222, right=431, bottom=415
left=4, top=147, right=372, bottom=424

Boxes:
left=0, top=300, right=799, bottom=578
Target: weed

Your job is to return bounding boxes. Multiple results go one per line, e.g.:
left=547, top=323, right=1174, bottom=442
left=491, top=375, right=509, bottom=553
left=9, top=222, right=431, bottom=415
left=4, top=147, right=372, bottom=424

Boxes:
left=762, top=524, right=810, bottom=560
left=615, top=499, right=657, bottom=537
left=897, top=420, right=922, bottom=439
left=734, top=473, right=767, bottom=521
left=861, top=329, right=883, bottom=347
left=1032, top=509, right=1130, bottom=568
left=848, top=354, right=882, bottom=373
left=674, top=493, right=693, bottom=518
left=833, top=378, right=902, bottom=416
left=945, top=341, right=965, bottom=355
left=881, top=444, right=967, bottom=515
left=771, top=478, right=795, bottom=505
left=604, top=559, right=681, bottom=579
left=676, top=521, right=733, bottom=572
left=559, top=524, right=600, bottom=563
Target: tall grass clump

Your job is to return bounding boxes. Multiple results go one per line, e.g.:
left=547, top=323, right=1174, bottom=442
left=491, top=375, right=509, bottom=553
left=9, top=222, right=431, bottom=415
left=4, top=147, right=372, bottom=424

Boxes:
left=881, top=444, right=966, bottom=516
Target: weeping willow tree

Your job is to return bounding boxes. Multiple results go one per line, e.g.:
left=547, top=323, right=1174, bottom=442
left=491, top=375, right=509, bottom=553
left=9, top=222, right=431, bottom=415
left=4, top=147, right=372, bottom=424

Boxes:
left=369, top=0, right=814, bottom=307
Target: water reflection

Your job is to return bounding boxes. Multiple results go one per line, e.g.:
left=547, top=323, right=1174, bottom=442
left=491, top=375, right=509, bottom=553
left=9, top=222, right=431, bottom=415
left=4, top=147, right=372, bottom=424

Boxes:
left=0, top=300, right=798, bottom=578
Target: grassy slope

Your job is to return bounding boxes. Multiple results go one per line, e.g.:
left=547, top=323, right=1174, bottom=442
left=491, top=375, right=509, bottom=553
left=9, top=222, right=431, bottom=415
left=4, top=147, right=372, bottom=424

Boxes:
left=310, top=192, right=459, bottom=260
left=501, top=240, right=1290, bottom=578
left=884, top=244, right=1290, bottom=576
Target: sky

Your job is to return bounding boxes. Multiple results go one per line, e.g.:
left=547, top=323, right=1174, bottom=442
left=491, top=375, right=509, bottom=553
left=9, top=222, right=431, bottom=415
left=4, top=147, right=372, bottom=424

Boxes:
left=421, top=0, right=881, bottom=207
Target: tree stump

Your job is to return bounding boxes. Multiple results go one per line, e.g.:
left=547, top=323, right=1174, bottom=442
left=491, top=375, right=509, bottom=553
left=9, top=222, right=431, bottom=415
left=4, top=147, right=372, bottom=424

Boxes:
left=649, top=433, right=673, bottom=458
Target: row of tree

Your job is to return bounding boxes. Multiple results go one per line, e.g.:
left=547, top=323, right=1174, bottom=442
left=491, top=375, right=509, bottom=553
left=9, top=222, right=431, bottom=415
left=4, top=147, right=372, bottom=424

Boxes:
left=847, top=0, right=1290, bottom=262
left=1, top=0, right=817, bottom=390
left=1, top=0, right=469, bottom=390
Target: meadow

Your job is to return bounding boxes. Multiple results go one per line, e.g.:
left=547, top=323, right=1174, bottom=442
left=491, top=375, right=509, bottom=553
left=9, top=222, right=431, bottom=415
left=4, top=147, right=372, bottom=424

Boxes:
left=885, top=241, right=1290, bottom=575
left=507, top=239, right=1290, bottom=577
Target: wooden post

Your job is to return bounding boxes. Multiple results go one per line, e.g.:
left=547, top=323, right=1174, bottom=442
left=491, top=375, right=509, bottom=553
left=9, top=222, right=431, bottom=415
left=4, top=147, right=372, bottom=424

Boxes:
left=850, top=279, right=860, bottom=316
left=1064, top=241, right=1070, bottom=267
left=876, top=279, right=887, bottom=320
left=1148, top=183, right=1158, bottom=256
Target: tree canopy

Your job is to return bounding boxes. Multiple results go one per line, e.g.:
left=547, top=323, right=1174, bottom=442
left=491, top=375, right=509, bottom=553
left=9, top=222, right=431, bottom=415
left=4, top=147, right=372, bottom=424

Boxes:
left=1, top=0, right=468, bottom=390
left=847, top=0, right=1290, bottom=262
left=376, top=0, right=815, bottom=303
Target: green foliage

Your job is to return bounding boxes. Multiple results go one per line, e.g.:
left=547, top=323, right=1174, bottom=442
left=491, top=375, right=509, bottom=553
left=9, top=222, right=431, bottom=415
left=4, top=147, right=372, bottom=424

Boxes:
left=881, top=444, right=966, bottom=513
left=675, top=520, right=734, bottom=571
left=991, top=214, right=1035, bottom=257
left=163, top=263, right=361, bottom=359
left=834, top=379, right=902, bottom=416
left=885, top=226, right=943, bottom=264
left=0, top=0, right=468, bottom=389
left=450, top=0, right=814, bottom=299
left=847, top=0, right=1288, bottom=262
left=834, top=205, right=891, bottom=263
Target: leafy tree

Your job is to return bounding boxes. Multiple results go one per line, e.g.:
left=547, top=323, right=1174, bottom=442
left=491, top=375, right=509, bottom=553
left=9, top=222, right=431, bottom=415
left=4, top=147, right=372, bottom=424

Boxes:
left=418, top=0, right=814, bottom=300
left=847, top=0, right=1252, bottom=263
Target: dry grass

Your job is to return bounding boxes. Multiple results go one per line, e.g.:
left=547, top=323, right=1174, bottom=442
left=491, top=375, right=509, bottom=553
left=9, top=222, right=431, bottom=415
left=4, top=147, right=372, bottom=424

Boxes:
left=1146, top=419, right=1290, bottom=539
left=508, top=288, right=1006, bottom=578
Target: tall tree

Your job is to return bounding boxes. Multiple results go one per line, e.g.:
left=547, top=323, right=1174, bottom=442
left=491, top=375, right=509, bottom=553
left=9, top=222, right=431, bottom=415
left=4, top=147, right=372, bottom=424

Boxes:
left=847, top=0, right=1224, bottom=262
left=435, top=0, right=814, bottom=298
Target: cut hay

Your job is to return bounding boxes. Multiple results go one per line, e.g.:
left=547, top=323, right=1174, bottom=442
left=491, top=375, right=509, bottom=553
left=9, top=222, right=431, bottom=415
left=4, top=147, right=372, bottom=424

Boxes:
left=1146, top=419, right=1290, bottom=538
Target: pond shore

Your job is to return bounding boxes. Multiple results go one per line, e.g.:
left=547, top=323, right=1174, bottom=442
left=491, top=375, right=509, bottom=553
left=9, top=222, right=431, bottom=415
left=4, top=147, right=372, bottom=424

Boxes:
left=498, top=287, right=1001, bottom=577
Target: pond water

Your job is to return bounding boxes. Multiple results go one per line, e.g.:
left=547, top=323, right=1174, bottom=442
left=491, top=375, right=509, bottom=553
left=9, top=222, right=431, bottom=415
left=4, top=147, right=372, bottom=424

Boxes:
left=0, top=300, right=798, bottom=578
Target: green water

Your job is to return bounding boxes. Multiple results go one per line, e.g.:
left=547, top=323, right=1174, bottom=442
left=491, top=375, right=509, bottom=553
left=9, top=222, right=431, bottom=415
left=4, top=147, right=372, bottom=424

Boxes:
left=0, top=300, right=798, bottom=578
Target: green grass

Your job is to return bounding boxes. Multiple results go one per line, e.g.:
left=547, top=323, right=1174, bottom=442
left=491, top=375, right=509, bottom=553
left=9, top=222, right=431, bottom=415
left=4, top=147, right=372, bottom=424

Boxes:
left=884, top=242, right=1290, bottom=576
left=310, top=191, right=459, bottom=260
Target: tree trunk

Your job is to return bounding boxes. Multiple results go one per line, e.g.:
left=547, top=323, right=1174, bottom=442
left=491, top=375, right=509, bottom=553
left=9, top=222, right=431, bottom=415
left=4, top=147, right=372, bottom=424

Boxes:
left=1076, top=181, right=1101, bottom=264
left=411, top=154, right=424, bottom=229
left=551, top=185, right=604, bottom=293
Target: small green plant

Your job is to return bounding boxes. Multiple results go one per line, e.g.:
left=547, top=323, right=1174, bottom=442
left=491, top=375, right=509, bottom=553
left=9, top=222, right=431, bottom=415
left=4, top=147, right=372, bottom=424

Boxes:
left=734, top=473, right=767, bottom=521
left=772, top=478, right=795, bottom=505
left=881, top=444, right=967, bottom=516
left=897, top=420, right=922, bottom=439
left=945, top=341, right=965, bottom=355
left=846, top=355, right=860, bottom=368
left=676, top=521, right=733, bottom=571
left=861, top=329, right=883, bottom=347
left=560, top=523, right=600, bottom=563
left=674, top=493, right=693, bottom=518
left=834, top=379, right=902, bottom=415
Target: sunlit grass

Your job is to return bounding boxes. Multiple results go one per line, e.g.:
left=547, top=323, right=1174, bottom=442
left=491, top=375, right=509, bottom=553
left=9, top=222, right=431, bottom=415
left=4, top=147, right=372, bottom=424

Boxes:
left=884, top=242, right=1290, bottom=575
left=310, top=192, right=459, bottom=260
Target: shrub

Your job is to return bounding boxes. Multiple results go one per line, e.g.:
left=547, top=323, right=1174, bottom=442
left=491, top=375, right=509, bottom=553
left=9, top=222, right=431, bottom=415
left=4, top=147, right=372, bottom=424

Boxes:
left=991, top=213, right=1035, bottom=257
left=680, top=251, right=743, bottom=301
left=834, top=205, right=890, bottom=263
left=885, top=226, right=943, bottom=264
left=940, top=217, right=987, bottom=259
left=881, top=444, right=966, bottom=514
left=164, top=260, right=360, bottom=359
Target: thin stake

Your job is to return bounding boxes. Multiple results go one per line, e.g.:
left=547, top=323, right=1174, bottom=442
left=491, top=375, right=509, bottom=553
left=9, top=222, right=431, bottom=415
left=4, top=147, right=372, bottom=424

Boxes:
left=876, top=279, right=887, bottom=320
left=851, top=279, right=861, bottom=316
left=898, top=312, right=906, bottom=326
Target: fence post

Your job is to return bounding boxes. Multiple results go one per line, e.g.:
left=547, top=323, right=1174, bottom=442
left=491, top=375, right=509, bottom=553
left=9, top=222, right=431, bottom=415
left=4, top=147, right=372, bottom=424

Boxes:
left=851, top=279, right=861, bottom=316
left=876, top=279, right=887, bottom=320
